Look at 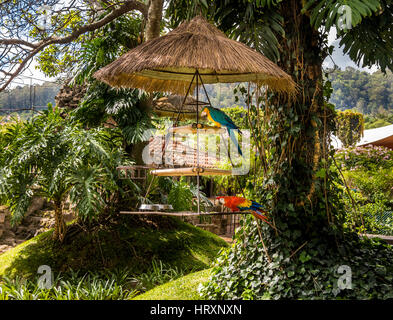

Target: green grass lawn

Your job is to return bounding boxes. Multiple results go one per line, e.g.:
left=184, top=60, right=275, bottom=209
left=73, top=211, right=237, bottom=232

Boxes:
left=133, top=268, right=212, bottom=300
left=0, top=215, right=227, bottom=280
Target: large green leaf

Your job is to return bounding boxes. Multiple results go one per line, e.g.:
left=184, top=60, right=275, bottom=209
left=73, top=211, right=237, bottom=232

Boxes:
left=166, top=0, right=283, bottom=62
left=304, top=0, right=381, bottom=30
left=338, top=1, right=393, bottom=72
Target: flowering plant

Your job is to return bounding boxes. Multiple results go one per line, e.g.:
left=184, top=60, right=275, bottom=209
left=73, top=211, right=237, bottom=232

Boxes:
left=335, top=145, right=393, bottom=171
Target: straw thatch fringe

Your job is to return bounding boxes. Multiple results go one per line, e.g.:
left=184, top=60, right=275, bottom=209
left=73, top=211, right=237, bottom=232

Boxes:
left=94, top=16, right=296, bottom=95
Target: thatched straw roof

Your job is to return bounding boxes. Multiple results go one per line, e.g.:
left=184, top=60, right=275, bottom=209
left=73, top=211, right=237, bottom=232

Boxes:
left=94, top=16, right=296, bottom=95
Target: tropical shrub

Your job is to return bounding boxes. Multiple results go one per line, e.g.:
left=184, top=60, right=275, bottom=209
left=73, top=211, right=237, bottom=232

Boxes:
left=335, top=145, right=393, bottom=204
left=0, top=261, right=189, bottom=300
left=344, top=169, right=393, bottom=204
left=361, top=204, right=393, bottom=236
left=167, top=181, right=194, bottom=211
left=334, top=145, right=393, bottom=235
left=339, top=187, right=393, bottom=235
left=0, top=106, right=135, bottom=241
left=167, top=180, right=211, bottom=212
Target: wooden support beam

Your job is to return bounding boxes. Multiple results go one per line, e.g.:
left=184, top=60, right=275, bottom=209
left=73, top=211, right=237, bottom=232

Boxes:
left=119, top=211, right=249, bottom=216
left=361, top=233, right=393, bottom=245
left=150, top=167, right=232, bottom=176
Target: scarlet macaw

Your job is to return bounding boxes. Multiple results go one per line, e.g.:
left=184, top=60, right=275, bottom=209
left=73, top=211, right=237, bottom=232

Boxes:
left=201, top=106, right=243, bottom=156
left=217, top=196, right=269, bottom=223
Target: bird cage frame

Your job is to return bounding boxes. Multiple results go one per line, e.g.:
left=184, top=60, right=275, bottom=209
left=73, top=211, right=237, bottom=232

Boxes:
left=95, top=16, right=296, bottom=218
left=150, top=69, right=237, bottom=214
left=151, top=69, right=233, bottom=175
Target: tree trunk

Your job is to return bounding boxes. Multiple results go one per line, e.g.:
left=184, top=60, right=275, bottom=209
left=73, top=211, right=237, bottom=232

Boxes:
left=266, top=0, right=330, bottom=226
left=53, top=200, right=66, bottom=242
left=145, top=0, right=164, bottom=41
left=131, top=0, right=164, bottom=165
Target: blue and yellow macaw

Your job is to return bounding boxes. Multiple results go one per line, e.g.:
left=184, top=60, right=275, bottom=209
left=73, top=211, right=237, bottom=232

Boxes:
left=201, top=106, right=243, bottom=156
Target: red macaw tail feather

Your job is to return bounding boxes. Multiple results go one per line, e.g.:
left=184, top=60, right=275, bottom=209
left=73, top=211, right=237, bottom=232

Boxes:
left=251, top=211, right=269, bottom=223
left=251, top=211, right=280, bottom=231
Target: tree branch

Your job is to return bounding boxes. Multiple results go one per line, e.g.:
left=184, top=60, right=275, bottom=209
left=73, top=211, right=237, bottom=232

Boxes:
left=0, top=0, right=148, bottom=92
left=0, top=39, right=38, bottom=49
left=46, top=0, right=148, bottom=45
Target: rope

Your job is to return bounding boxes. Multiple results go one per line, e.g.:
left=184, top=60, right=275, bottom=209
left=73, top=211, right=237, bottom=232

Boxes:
left=196, top=70, right=200, bottom=214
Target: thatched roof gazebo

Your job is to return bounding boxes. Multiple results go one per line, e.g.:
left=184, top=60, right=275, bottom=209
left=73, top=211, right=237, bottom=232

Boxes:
left=94, top=15, right=296, bottom=95
left=95, top=15, right=296, bottom=214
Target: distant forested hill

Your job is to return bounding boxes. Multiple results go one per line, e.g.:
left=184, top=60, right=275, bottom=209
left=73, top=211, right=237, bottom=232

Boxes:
left=1, top=69, right=391, bottom=118
left=204, top=83, right=245, bottom=108
left=328, top=67, right=393, bottom=115
left=0, top=82, right=60, bottom=112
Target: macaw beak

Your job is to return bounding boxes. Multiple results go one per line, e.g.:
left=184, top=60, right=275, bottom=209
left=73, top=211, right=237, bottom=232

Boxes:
left=217, top=197, right=225, bottom=205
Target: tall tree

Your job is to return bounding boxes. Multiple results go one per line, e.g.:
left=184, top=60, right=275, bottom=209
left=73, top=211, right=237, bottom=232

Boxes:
left=168, top=0, right=393, bottom=299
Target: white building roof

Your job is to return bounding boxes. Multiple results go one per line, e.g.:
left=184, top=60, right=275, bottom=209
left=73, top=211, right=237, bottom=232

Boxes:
left=357, top=124, right=393, bottom=147
left=331, top=124, right=393, bottom=150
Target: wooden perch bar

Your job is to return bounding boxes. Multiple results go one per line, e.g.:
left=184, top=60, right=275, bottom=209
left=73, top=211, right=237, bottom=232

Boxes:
left=169, top=124, right=225, bottom=134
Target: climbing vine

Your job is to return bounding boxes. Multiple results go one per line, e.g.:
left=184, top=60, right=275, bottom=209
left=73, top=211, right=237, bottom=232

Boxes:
left=336, top=110, right=364, bottom=148
left=200, top=214, right=393, bottom=299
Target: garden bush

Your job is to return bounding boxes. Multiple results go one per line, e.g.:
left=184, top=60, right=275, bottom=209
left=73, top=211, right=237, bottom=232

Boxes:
left=343, top=169, right=393, bottom=204
left=0, top=106, right=137, bottom=241
left=334, top=145, right=393, bottom=235
left=339, top=187, right=393, bottom=235
left=0, top=261, right=187, bottom=300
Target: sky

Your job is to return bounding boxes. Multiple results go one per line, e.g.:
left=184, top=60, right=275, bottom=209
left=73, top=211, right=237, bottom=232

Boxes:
left=11, top=60, right=55, bottom=88
left=324, top=27, right=378, bottom=73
